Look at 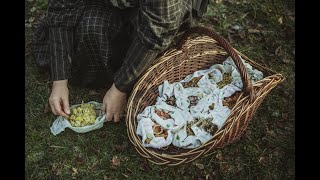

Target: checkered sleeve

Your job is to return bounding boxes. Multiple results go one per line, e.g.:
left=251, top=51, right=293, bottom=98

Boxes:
left=113, top=0, right=191, bottom=93
left=113, top=35, right=158, bottom=93
left=46, top=0, right=84, bottom=81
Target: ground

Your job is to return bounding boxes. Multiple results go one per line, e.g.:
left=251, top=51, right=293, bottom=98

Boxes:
left=25, top=0, right=295, bottom=179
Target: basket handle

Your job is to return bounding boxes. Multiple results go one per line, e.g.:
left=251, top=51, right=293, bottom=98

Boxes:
left=178, top=26, right=253, bottom=95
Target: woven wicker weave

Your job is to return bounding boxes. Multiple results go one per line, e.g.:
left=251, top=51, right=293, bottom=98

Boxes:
left=126, top=27, right=285, bottom=166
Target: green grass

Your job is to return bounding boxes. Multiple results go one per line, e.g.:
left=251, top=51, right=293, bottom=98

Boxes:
left=25, top=0, right=295, bottom=179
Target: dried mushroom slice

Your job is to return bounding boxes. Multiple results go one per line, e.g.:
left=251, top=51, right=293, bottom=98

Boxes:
left=155, top=109, right=170, bottom=120
left=165, top=96, right=176, bottom=107
left=188, top=96, right=199, bottom=108
left=209, top=102, right=215, bottom=110
left=182, top=76, right=203, bottom=88
left=152, top=123, right=168, bottom=139
left=217, top=73, right=232, bottom=89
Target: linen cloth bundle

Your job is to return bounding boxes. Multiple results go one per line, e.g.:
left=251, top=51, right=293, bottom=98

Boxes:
left=136, top=56, right=263, bottom=149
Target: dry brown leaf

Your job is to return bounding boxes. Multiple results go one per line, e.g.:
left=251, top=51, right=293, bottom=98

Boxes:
left=30, top=7, right=36, bottom=12
left=29, top=17, right=35, bottom=23
left=289, top=16, right=295, bottom=22
left=205, top=174, right=211, bottom=180
left=275, top=46, right=282, bottom=56
left=278, top=16, right=283, bottom=24
left=258, top=156, right=269, bottom=165
left=111, top=156, right=120, bottom=169
left=195, top=163, right=204, bottom=170
left=71, top=167, right=78, bottom=177
left=216, top=151, right=223, bottom=161
left=51, top=163, right=62, bottom=176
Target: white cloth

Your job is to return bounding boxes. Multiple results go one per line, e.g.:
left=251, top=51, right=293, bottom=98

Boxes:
left=136, top=56, right=263, bottom=148
left=50, top=101, right=105, bottom=135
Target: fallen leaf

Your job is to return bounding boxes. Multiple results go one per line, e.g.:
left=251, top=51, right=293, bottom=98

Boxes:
left=248, top=29, right=260, bottom=34
left=216, top=151, right=223, bottom=161
left=51, top=163, right=62, bottom=176
left=258, top=156, right=269, bottom=165
left=195, top=163, right=204, bottom=170
left=278, top=16, right=283, bottom=24
left=289, top=16, right=295, bottom=22
left=111, top=156, right=120, bottom=169
left=29, top=17, right=35, bottom=23
left=71, top=167, right=78, bottom=177
left=205, top=174, right=211, bottom=180
left=88, top=161, right=98, bottom=171
left=275, top=46, right=282, bottom=56
left=89, top=90, right=99, bottom=96
left=30, top=7, right=37, bottom=12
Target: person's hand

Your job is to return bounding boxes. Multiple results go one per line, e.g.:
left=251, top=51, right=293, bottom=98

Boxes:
left=49, top=80, right=70, bottom=118
left=102, top=83, right=127, bottom=122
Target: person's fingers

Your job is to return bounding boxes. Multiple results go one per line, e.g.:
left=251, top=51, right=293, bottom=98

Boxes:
left=50, top=104, right=57, bottom=115
left=113, top=113, right=120, bottom=123
left=102, top=104, right=107, bottom=122
left=49, top=98, right=57, bottom=115
left=105, top=108, right=113, bottom=122
left=52, top=100, right=68, bottom=118
left=62, top=98, right=70, bottom=115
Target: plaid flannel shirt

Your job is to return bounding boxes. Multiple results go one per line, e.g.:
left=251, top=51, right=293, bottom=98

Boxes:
left=34, top=0, right=193, bottom=92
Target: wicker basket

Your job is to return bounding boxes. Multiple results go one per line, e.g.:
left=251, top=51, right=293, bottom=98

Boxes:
left=126, top=27, right=285, bottom=166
